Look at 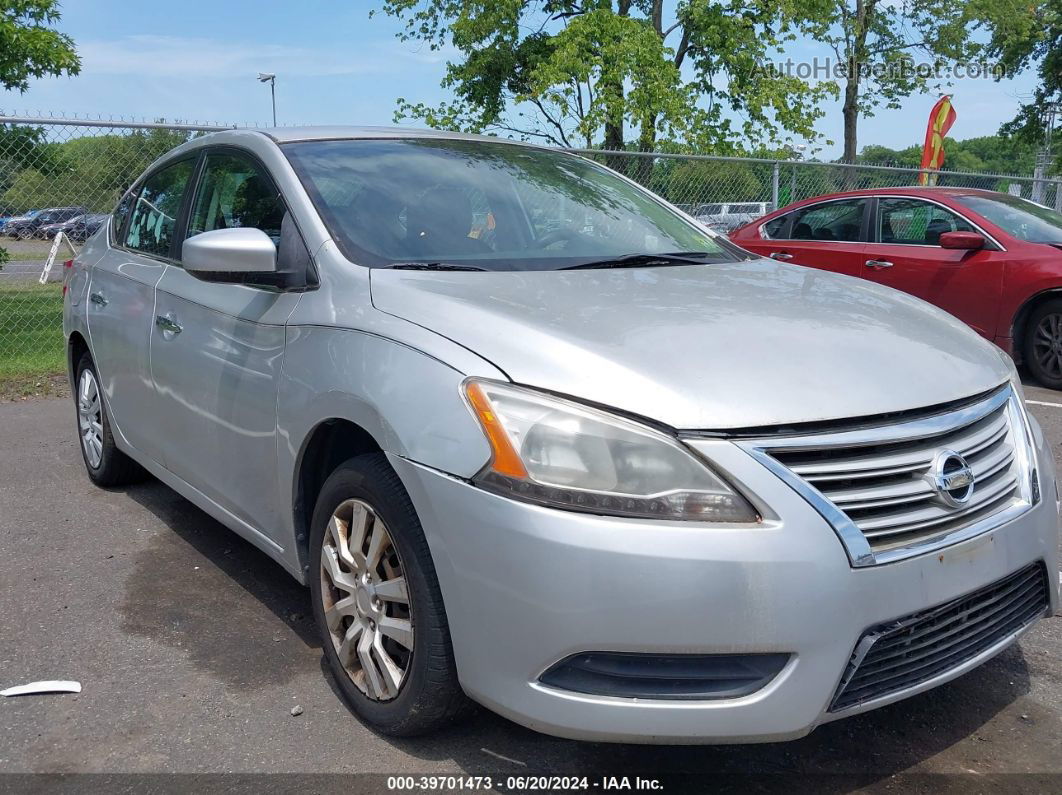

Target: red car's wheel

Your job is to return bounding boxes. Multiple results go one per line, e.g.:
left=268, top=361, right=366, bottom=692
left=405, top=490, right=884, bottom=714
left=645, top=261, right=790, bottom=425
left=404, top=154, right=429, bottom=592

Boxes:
left=1025, top=298, right=1062, bottom=390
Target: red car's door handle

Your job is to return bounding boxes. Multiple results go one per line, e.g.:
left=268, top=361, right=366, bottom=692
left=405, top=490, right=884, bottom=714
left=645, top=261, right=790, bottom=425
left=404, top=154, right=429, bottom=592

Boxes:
left=769, top=252, right=794, bottom=261
left=866, top=259, right=894, bottom=269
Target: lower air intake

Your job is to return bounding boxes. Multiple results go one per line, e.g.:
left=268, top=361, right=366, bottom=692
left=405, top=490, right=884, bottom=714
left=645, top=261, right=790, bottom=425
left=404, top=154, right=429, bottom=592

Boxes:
left=830, top=562, right=1049, bottom=712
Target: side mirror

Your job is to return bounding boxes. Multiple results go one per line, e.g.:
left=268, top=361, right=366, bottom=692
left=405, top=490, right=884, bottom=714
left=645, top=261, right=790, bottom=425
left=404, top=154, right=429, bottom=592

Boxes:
left=939, top=231, right=985, bottom=250
left=183, top=228, right=277, bottom=274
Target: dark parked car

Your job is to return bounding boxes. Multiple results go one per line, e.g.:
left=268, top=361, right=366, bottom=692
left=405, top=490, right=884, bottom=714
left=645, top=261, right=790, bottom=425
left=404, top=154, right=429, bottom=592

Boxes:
left=2, top=209, right=42, bottom=237
left=730, top=187, right=1062, bottom=389
left=39, top=213, right=108, bottom=243
left=6, top=207, right=85, bottom=239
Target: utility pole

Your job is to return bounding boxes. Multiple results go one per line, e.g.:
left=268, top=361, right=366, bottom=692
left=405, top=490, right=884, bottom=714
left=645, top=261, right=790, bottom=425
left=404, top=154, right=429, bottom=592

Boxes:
left=1032, top=102, right=1059, bottom=206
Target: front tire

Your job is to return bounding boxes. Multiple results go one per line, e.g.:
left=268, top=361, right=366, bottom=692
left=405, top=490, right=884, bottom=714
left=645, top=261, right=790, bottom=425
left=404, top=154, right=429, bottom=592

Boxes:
left=310, top=453, right=472, bottom=736
left=74, top=353, right=145, bottom=487
left=1024, top=299, right=1062, bottom=390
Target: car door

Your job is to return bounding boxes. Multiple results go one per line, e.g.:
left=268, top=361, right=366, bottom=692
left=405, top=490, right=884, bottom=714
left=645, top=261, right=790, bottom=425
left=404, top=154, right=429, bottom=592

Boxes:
left=744, top=198, right=869, bottom=276
left=862, top=197, right=1008, bottom=339
left=85, top=158, right=195, bottom=463
left=149, top=149, right=304, bottom=540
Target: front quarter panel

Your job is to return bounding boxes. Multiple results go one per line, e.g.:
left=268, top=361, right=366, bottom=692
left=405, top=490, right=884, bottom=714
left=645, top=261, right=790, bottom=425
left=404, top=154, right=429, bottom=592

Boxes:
left=279, top=325, right=493, bottom=482
left=276, top=324, right=495, bottom=580
left=275, top=251, right=506, bottom=580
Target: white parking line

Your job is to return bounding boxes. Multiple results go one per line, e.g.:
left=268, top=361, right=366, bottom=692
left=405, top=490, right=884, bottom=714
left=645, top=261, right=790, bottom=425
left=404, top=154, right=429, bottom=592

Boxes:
left=1026, top=399, right=1062, bottom=409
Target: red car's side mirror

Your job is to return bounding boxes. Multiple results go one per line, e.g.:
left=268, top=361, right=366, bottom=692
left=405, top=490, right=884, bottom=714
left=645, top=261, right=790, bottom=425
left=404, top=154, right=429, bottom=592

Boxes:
left=939, top=231, right=985, bottom=250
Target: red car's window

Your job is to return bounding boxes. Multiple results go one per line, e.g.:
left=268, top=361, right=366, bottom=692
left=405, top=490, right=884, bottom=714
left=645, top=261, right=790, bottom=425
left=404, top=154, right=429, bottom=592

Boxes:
left=786, top=199, right=866, bottom=242
left=878, top=198, right=974, bottom=245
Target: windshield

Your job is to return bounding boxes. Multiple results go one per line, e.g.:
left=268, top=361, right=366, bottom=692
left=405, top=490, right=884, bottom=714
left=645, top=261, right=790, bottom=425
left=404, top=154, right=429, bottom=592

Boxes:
left=956, top=194, right=1062, bottom=244
left=282, top=138, right=740, bottom=271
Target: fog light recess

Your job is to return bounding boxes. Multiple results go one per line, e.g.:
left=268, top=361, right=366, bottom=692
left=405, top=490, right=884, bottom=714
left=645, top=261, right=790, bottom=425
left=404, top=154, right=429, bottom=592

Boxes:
left=539, top=652, right=790, bottom=700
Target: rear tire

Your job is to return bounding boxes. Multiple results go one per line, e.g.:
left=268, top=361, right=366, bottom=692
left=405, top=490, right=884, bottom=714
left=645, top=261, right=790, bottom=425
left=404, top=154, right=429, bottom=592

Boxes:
left=1023, top=299, right=1062, bottom=390
left=74, top=352, right=146, bottom=487
left=309, top=453, right=473, bottom=736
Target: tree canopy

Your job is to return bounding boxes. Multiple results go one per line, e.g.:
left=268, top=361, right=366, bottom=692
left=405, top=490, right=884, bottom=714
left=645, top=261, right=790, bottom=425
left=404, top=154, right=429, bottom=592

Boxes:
left=857, top=133, right=1041, bottom=174
left=1, top=126, right=192, bottom=215
left=378, top=1, right=837, bottom=155
left=0, top=0, right=80, bottom=266
left=0, top=1, right=79, bottom=92
left=808, top=0, right=977, bottom=164
left=977, top=0, right=1061, bottom=167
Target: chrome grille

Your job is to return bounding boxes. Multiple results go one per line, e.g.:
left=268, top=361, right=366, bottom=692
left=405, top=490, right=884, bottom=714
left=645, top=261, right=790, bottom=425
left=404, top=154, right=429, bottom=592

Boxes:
left=738, top=386, right=1037, bottom=566
left=830, top=562, right=1049, bottom=711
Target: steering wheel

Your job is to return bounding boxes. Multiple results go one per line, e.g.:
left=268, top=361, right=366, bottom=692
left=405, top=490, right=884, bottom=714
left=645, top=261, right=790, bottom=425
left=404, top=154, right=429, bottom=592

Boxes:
left=532, top=228, right=583, bottom=249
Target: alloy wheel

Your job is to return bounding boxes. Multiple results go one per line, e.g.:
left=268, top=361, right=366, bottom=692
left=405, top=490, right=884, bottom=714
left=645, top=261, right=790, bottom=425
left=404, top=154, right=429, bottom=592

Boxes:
left=78, top=369, right=104, bottom=469
left=1033, top=313, right=1062, bottom=380
left=320, top=498, right=413, bottom=701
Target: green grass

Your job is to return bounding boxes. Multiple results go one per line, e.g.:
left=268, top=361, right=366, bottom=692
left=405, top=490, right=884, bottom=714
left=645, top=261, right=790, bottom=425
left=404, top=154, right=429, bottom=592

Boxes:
left=1, top=239, right=56, bottom=262
left=0, top=282, right=66, bottom=396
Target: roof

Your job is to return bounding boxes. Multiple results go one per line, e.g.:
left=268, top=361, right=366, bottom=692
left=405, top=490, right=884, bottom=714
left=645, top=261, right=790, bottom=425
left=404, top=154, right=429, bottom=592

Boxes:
left=810, top=185, right=1003, bottom=199
left=254, top=125, right=534, bottom=146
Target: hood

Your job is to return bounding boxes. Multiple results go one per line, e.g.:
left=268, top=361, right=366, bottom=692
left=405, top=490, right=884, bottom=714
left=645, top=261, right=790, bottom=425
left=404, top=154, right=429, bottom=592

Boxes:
left=370, top=260, right=1009, bottom=430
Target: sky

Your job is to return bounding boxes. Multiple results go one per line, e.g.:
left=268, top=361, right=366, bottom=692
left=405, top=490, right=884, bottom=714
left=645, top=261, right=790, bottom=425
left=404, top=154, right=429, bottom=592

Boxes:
left=0, top=1, right=1044, bottom=159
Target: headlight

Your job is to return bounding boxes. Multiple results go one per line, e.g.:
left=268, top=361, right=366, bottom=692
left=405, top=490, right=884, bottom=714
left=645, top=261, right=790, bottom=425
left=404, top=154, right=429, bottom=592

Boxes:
left=994, top=346, right=1041, bottom=505
left=994, top=345, right=1026, bottom=401
left=463, top=379, right=759, bottom=522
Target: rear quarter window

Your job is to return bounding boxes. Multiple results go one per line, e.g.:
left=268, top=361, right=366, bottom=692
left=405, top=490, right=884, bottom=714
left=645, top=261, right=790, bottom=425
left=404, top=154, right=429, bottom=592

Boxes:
left=762, top=215, right=788, bottom=238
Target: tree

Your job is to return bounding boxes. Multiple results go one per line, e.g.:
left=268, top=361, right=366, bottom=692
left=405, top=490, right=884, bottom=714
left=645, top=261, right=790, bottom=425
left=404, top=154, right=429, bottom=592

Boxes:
left=807, top=0, right=976, bottom=164
left=977, top=0, right=1061, bottom=167
left=1, top=126, right=193, bottom=214
left=378, top=1, right=837, bottom=163
left=0, top=1, right=79, bottom=91
left=0, top=1, right=78, bottom=268
left=857, top=133, right=1040, bottom=174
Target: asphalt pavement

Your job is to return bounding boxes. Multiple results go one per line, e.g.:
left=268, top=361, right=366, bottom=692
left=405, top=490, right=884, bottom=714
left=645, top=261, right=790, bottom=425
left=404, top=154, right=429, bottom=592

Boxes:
left=0, top=387, right=1060, bottom=786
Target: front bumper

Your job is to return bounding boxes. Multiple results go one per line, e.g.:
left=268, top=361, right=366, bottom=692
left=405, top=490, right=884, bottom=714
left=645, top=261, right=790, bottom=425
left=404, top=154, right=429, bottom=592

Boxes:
left=389, top=431, right=1059, bottom=744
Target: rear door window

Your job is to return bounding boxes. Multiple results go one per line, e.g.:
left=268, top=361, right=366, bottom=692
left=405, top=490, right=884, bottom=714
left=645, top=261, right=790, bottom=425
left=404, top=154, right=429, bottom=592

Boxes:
left=124, top=158, right=195, bottom=258
left=762, top=214, right=789, bottom=238
left=787, top=199, right=867, bottom=242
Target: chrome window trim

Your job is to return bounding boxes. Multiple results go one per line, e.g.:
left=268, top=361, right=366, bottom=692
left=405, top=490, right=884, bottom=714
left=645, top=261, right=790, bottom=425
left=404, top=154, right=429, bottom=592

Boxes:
left=719, top=385, right=1038, bottom=568
left=760, top=194, right=1008, bottom=252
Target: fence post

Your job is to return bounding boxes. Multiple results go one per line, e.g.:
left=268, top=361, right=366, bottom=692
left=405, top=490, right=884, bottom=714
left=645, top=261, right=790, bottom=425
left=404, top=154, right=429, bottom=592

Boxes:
left=1056, top=181, right=1062, bottom=213
left=771, top=162, right=780, bottom=211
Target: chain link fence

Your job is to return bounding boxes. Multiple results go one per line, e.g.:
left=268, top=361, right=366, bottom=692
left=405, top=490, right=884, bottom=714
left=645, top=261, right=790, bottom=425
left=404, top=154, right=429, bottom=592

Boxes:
left=0, top=116, right=231, bottom=390
left=573, top=149, right=1062, bottom=223
left=1, top=114, right=1059, bottom=391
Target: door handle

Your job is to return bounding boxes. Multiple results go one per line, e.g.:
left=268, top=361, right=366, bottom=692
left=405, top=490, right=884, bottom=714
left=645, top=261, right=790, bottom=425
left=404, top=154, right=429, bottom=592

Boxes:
left=770, top=252, right=794, bottom=261
left=866, top=259, right=894, bottom=269
left=89, top=292, right=107, bottom=306
left=155, top=314, right=183, bottom=335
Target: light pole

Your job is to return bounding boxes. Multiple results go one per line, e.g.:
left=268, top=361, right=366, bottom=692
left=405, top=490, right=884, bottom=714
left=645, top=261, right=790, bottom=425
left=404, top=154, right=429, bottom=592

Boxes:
left=257, top=73, right=276, bottom=126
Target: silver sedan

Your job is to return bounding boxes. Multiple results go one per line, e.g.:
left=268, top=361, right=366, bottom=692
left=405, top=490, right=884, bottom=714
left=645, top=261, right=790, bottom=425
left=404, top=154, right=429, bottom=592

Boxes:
left=64, top=127, right=1059, bottom=743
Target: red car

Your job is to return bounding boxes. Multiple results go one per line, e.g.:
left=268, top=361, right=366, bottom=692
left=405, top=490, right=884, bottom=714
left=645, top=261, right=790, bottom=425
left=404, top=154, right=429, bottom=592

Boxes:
left=730, top=187, right=1062, bottom=388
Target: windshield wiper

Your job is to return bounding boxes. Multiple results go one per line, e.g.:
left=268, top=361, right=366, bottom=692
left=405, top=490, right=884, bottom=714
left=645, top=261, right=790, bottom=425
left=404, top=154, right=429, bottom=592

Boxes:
left=384, top=262, right=488, bottom=272
left=560, top=252, right=717, bottom=270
